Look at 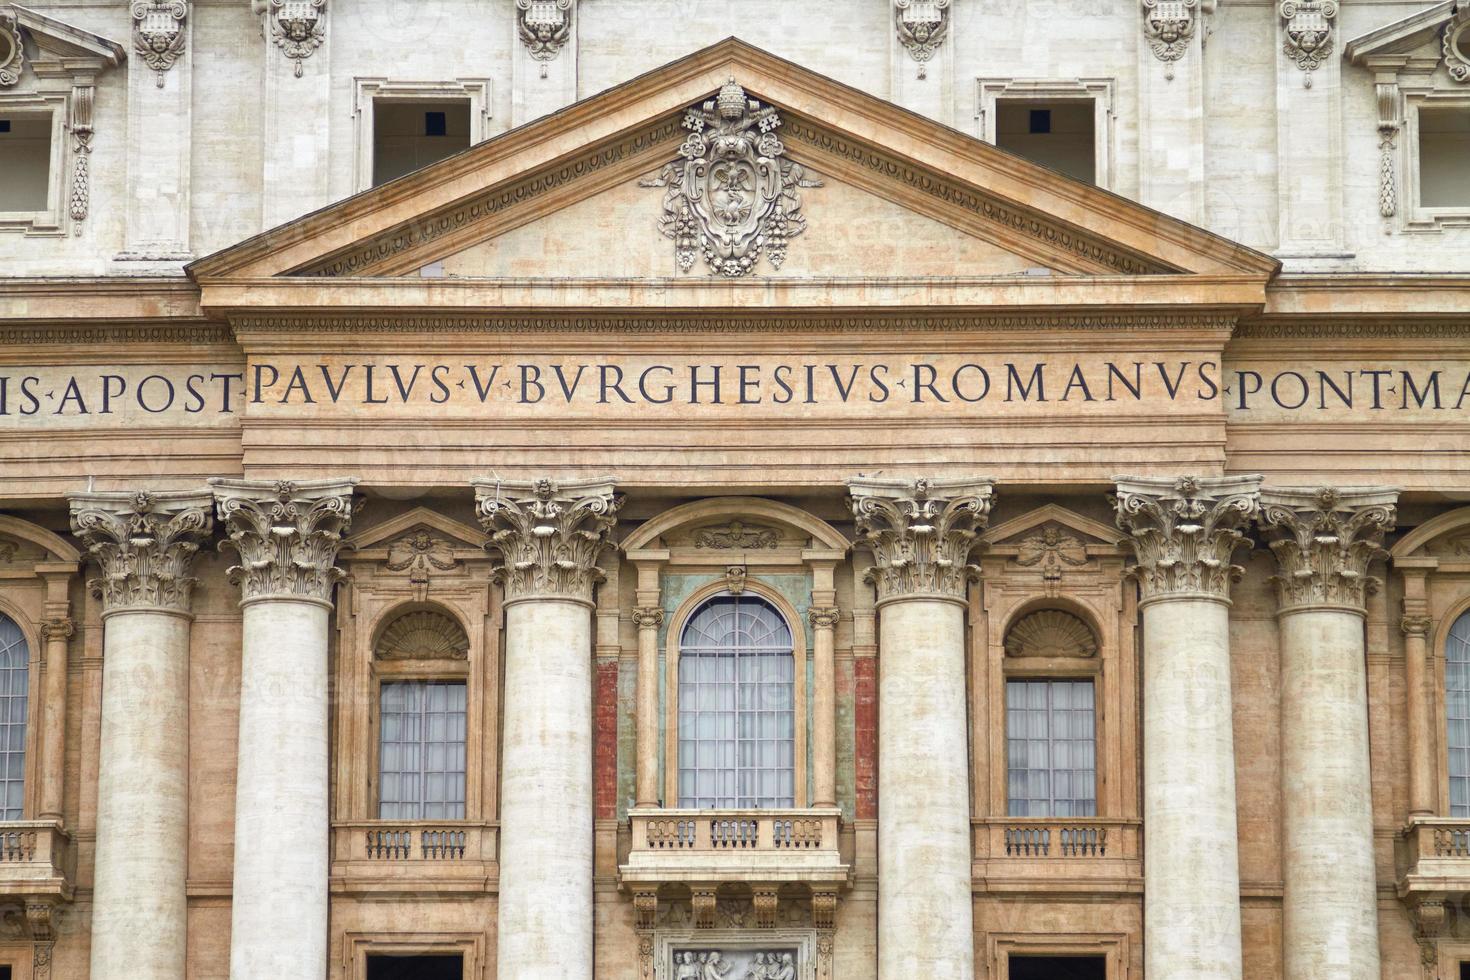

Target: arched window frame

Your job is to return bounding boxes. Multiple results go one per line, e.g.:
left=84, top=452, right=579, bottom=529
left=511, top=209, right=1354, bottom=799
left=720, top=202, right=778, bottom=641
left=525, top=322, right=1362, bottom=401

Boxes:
left=1444, top=607, right=1470, bottom=816
left=0, top=600, right=38, bottom=822
left=1437, top=595, right=1470, bottom=816
left=664, top=579, right=809, bottom=811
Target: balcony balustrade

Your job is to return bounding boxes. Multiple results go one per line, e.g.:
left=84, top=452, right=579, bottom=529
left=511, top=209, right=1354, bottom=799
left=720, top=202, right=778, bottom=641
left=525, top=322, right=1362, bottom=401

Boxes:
left=329, top=821, right=497, bottom=895
left=620, top=808, right=849, bottom=890
left=1397, top=818, right=1470, bottom=902
left=0, top=821, right=71, bottom=902
left=973, top=817, right=1142, bottom=896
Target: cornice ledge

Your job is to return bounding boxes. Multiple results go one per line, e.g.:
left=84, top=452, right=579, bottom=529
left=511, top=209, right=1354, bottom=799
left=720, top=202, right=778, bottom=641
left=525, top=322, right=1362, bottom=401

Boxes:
left=1235, top=319, right=1470, bottom=339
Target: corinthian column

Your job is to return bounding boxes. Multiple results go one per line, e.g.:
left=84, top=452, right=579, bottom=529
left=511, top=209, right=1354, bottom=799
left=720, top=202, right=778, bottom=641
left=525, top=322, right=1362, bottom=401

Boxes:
left=1113, top=474, right=1261, bottom=980
left=1259, top=486, right=1396, bottom=980
left=68, top=489, right=214, bottom=980
left=473, top=477, right=620, bottom=980
left=848, top=476, right=993, bottom=980
left=211, top=478, right=357, bottom=980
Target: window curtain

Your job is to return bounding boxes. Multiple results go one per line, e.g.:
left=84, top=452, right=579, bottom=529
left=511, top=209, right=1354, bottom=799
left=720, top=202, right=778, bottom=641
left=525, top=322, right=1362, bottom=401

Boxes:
left=1006, top=678, right=1096, bottom=818
left=379, top=680, right=466, bottom=820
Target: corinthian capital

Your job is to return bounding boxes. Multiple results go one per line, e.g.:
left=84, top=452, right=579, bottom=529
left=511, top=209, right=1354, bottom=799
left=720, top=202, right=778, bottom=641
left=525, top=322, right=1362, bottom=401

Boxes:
left=68, top=488, right=215, bottom=616
left=847, top=476, right=995, bottom=604
left=210, top=478, right=358, bottom=606
left=1258, top=486, right=1397, bottom=614
left=472, top=476, right=620, bottom=605
left=1112, top=474, right=1262, bottom=603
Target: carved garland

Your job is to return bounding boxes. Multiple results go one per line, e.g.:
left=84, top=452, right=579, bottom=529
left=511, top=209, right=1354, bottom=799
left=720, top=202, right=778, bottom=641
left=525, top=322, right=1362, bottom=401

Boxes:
left=1257, top=486, right=1396, bottom=613
left=213, top=479, right=357, bottom=604
left=1113, top=475, right=1262, bottom=602
left=1141, top=0, right=1199, bottom=80
left=473, top=477, right=620, bottom=604
left=265, top=0, right=326, bottom=78
left=69, top=84, right=94, bottom=224
left=0, top=12, right=22, bottom=87
left=130, top=0, right=188, bottom=88
left=693, top=521, right=780, bottom=550
left=894, top=0, right=951, bottom=79
left=69, top=490, right=214, bottom=615
left=849, top=476, right=994, bottom=602
left=641, top=79, right=822, bottom=278
left=1280, top=0, right=1336, bottom=86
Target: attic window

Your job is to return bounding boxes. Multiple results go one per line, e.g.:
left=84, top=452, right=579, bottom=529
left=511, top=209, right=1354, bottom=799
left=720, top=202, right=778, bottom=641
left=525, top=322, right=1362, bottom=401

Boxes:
left=372, top=99, right=471, bottom=187
left=0, top=111, right=53, bottom=213
left=996, top=99, right=1095, bottom=185
left=1418, top=105, right=1470, bottom=209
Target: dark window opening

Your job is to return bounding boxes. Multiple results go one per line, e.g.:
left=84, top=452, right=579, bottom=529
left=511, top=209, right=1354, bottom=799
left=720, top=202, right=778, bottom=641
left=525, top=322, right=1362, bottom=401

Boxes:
left=1009, top=954, right=1107, bottom=980
left=0, top=965, right=12, bottom=980
left=0, top=120, right=10, bottom=133
left=1460, top=961, right=1470, bottom=980
left=995, top=99, right=1096, bottom=185
left=372, top=99, right=471, bottom=187
left=0, top=112, right=53, bottom=212
left=366, top=953, right=463, bottom=980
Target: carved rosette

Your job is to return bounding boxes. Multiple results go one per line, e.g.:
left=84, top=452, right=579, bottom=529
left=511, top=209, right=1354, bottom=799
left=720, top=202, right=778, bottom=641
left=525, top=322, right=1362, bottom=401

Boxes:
left=265, top=0, right=326, bottom=78
left=130, top=0, right=187, bottom=87
left=211, top=478, right=358, bottom=606
left=1280, top=0, right=1336, bottom=86
left=1258, top=486, right=1397, bottom=614
left=894, top=0, right=951, bottom=78
left=1141, top=0, right=1199, bottom=80
left=68, top=489, right=214, bottom=617
left=472, top=477, right=620, bottom=606
left=640, top=79, right=822, bottom=278
left=0, top=12, right=23, bottom=87
left=848, top=476, right=995, bottom=604
left=1112, top=475, right=1262, bottom=603
left=516, top=0, right=572, bottom=72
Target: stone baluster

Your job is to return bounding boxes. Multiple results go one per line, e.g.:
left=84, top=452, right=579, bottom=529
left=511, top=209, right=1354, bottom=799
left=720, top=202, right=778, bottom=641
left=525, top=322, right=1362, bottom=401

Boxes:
left=68, top=489, right=215, bottom=980
left=848, top=476, right=993, bottom=980
left=1113, top=474, right=1261, bottom=980
left=211, top=478, right=357, bottom=980
left=473, top=476, right=620, bottom=980
left=1259, top=486, right=1397, bottom=980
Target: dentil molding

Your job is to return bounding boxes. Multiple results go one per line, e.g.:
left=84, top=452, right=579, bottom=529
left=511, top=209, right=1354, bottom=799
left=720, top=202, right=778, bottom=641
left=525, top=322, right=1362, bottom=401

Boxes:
left=1112, top=474, right=1262, bottom=603
left=1258, top=485, right=1397, bottom=613
left=67, top=488, right=214, bottom=616
left=848, top=475, right=995, bottom=604
left=211, top=477, right=358, bottom=606
left=472, top=476, right=621, bottom=605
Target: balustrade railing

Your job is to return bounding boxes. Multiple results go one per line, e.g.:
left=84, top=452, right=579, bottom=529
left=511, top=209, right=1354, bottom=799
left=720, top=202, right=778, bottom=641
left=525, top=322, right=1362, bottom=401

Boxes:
left=0, top=821, right=71, bottom=900
left=1398, top=819, right=1470, bottom=903
left=634, top=810, right=836, bottom=852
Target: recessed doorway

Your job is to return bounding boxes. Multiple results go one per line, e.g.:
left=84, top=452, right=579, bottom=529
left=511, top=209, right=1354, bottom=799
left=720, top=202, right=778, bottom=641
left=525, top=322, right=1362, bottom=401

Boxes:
left=1008, top=954, right=1107, bottom=980
left=366, top=953, right=463, bottom=980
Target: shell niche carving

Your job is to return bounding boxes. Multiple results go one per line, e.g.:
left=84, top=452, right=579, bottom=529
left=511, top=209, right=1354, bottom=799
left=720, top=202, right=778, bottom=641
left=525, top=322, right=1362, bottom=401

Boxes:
left=376, top=610, right=469, bottom=660
left=1004, top=609, right=1097, bottom=659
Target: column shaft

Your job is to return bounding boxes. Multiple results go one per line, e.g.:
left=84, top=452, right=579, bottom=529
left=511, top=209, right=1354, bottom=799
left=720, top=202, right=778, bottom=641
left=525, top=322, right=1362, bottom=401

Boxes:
left=633, top=609, right=661, bottom=808
left=1278, top=609, right=1379, bottom=978
left=38, top=619, right=72, bottom=822
left=877, top=597, right=973, bottom=979
left=91, top=611, right=191, bottom=980
left=229, top=599, right=331, bottom=980
left=498, top=598, right=594, bottom=978
left=811, top=610, right=838, bottom=809
left=1404, top=611, right=1435, bottom=816
left=1141, top=598, right=1242, bottom=979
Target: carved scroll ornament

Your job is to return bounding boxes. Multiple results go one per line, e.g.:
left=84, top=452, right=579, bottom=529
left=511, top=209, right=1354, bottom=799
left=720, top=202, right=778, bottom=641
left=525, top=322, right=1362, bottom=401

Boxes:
left=266, top=0, right=326, bottom=77
left=212, top=478, right=358, bottom=605
left=1280, top=0, right=1336, bottom=86
left=473, top=477, right=620, bottom=604
left=1142, top=0, right=1199, bottom=80
left=516, top=0, right=572, bottom=73
left=1258, top=486, right=1396, bottom=613
left=0, top=13, right=22, bottom=87
left=68, top=489, right=214, bottom=615
left=641, top=79, right=822, bottom=278
left=1113, top=474, right=1262, bottom=602
left=131, top=0, right=187, bottom=87
left=894, top=0, right=951, bottom=78
left=849, top=476, right=995, bottom=603
left=1446, top=7, right=1470, bottom=83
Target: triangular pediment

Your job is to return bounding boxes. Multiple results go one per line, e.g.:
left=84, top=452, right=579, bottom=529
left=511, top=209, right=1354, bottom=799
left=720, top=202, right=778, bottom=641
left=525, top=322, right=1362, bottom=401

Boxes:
left=1345, top=0, right=1461, bottom=61
left=189, top=38, right=1276, bottom=302
left=7, top=4, right=125, bottom=69
left=982, top=504, right=1126, bottom=553
left=347, top=507, right=488, bottom=556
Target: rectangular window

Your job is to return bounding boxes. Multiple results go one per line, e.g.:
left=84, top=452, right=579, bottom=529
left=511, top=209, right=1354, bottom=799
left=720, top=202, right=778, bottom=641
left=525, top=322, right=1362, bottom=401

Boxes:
left=1006, top=678, right=1096, bottom=817
left=366, top=954, right=462, bottom=980
left=371, top=99, right=471, bottom=187
left=0, top=113, right=53, bottom=213
left=1009, top=955, right=1106, bottom=980
left=996, top=100, right=1096, bottom=185
left=1419, top=106, right=1470, bottom=209
left=378, top=681, right=466, bottom=820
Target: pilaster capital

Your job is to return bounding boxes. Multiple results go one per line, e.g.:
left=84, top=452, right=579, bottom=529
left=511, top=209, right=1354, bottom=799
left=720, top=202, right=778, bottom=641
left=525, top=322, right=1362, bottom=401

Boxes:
left=67, top=488, right=214, bottom=617
left=1112, top=474, right=1262, bottom=604
left=809, top=606, right=841, bottom=631
left=1258, top=486, right=1397, bottom=614
left=472, top=476, right=621, bottom=606
left=39, top=618, right=75, bottom=642
left=631, top=606, right=664, bottom=630
left=847, top=476, right=995, bottom=604
left=210, top=478, right=358, bottom=607
left=1401, top=615, right=1434, bottom=637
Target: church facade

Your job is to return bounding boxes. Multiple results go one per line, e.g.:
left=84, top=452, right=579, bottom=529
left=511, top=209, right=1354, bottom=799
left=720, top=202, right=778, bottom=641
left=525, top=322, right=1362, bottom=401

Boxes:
left=1, top=2, right=1469, bottom=978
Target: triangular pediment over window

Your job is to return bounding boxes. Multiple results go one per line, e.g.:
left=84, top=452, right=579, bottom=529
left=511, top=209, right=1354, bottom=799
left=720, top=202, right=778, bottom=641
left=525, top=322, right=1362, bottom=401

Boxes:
left=188, top=38, right=1276, bottom=313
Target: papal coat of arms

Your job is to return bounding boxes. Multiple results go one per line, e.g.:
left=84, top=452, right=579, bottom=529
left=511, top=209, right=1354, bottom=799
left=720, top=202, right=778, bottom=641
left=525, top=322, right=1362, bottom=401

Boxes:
left=641, top=79, right=822, bottom=278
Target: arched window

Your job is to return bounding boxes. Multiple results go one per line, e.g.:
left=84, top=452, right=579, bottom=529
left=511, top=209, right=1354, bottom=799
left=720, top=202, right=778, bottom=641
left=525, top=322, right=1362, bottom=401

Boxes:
left=0, top=614, right=27, bottom=821
left=677, top=594, right=795, bottom=809
left=1447, top=611, right=1470, bottom=816
left=375, top=609, right=468, bottom=820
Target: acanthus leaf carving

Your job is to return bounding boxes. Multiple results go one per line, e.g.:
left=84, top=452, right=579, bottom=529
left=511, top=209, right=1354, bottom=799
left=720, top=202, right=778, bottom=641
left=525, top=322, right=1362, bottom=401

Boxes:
left=265, top=0, right=326, bottom=78
left=1280, top=0, right=1336, bottom=85
left=130, top=0, right=187, bottom=87
left=472, top=477, right=620, bottom=605
left=1142, top=0, right=1200, bottom=80
left=68, top=489, right=214, bottom=616
left=849, top=476, right=995, bottom=603
left=384, top=528, right=458, bottom=601
left=1258, top=486, right=1397, bottom=613
left=640, top=79, right=822, bottom=278
left=894, top=0, right=951, bottom=78
left=693, top=521, right=780, bottom=550
left=516, top=0, right=572, bottom=75
left=211, top=478, right=358, bottom=605
left=0, top=12, right=23, bottom=87
left=1112, top=475, right=1262, bottom=603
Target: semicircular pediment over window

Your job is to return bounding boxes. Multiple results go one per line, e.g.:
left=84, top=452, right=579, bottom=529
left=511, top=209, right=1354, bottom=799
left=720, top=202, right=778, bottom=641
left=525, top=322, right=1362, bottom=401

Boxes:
left=376, top=608, right=469, bottom=661
left=1004, top=609, right=1098, bottom=659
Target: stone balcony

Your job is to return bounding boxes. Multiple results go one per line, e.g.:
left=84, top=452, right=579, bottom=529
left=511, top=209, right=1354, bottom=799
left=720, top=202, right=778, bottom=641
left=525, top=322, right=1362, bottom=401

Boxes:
left=619, top=808, right=850, bottom=893
left=0, top=821, right=72, bottom=903
left=1397, top=817, right=1470, bottom=902
left=328, top=821, right=497, bottom=896
left=973, top=817, right=1143, bottom=896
